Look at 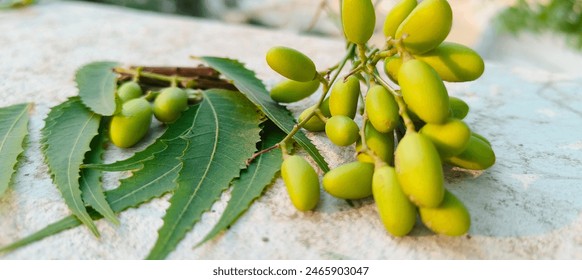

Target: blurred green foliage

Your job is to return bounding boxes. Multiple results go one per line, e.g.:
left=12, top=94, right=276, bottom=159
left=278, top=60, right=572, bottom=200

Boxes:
left=80, top=0, right=206, bottom=16
left=498, top=0, right=582, bottom=49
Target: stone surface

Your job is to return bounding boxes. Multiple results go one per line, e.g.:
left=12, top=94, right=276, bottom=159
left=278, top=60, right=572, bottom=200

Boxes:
left=1, top=2, right=582, bottom=259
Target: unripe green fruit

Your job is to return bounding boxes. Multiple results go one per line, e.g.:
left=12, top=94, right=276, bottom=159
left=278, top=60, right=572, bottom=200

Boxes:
left=110, top=98, right=153, bottom=148
left=323, top=161, right=374, bottom=199
left=298, top=106, right=326, bottom=132
left=270, top=79, right=320, bottom=103
left=330, top=76, right=360, bottom=119
left=365, top=85, right=399, bottom=133
left=395, top=0, right=452, bottom=54
left=384, top=56, right=402, bottom=84
left=420, top=118, right=471, bottom=158
left=446, top=135, right=495, bottom=170
left=341, top=0, right=376, bottom=44
left=356, top=123, right=394, bottom=165
left=320, top=97, right=331, bottom=117
left=449, top=96, right=469, bottom=119
left=117, top=81, right=143, bottom=103
left=419, top=190, right=470, bottom=236
left=416, top=42, right=485, bottom=82
left=472, top=131, right=491, bottom=146
left=325, top=116, right=359, bottom=147
left=383, top=0, right=417, bottom=38
left=399, top=59, right=449, bottom=124
left=373, top=165, right=417, bottom=237
left=153, top=87, right=189, bottom=123
left=395, top=132, right=444, bottom=208
left=266, top=46, right=316, bottom=82
left=281, top=155, right=320, bottom=211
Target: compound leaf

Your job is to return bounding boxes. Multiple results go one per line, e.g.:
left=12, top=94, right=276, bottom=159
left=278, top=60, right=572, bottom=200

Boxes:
left=76, top=61, right=120, bottom=116
left=41, top=97, right=101, bottom=236
left=200, top=57, right=329, bottom=172
left=0, top=103, right=30, bottom=197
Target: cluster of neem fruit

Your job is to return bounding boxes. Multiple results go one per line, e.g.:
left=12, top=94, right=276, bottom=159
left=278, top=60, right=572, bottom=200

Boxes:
left=109, top=81, right=191, bottom=148
left=266, top=0, right=495, bottom=237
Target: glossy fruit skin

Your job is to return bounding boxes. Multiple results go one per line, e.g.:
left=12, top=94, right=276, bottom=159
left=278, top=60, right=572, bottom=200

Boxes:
left=356, top=123, right=395, bottom=165
left=110, top=98, right=153, bottom=148
left=420, top=118, right=471, bottom=158
left=266, top=46, right=316, bottom=82
left=330, top=76, right=360, bottom=119
left=365, top=85, right=399, bottom=133
left=373, top=165, right=417, bottom=237
left=419, top=190, right=470, bottom=236
left=299, top=105, right=326, bottom=132
left=323, top=161, right=374, bottom=199
left=383, top=0, right=417, bottom=38
left=341, top=0, right=376, bottom=44
left=117, top=81, right=143, bottom=103
left=398, top=59, right=449, bottom=124
left=153, top=87, right=189, bottom=123
left=449, top=96, right=469, bottom=119
left=320, top=97, right=331, bottom=117
left=270, top=79, right=320, bottom=103
left=395, top=132, right=444, bottom=208
left=384, top=56, right=403, bottom=84
left=471, top=131, right=491, bottom=146
left=395, top=0, right=452, bottom=54
left=416, top=42, right=485, bottom=82
left=325, top=116, right=359, bottom=146
left=446, top=135, right=495, bottom=170
left=281, top=155, right=320, bottom=211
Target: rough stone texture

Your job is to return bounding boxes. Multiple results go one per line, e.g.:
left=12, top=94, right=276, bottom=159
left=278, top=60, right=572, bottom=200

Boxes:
left=1, top=2, right=582, bottom=259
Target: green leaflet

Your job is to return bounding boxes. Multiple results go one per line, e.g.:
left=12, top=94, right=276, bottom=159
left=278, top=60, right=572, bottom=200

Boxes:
left=0, top=103, right=30, bottom=197
left=200, top=57, right=330, bottom=172
left=1, top=104, right=201, bottom=255
left=82, top=138, right=163, bottom=172
left=41, top=97, right=101, bottom=237
left=80, top=121, right=119, bottom=225
left=76, top=61, right=120, bottom=116
left=196, top=122, right=285, bottom=247
left=146, top=89, right=263, bottom=260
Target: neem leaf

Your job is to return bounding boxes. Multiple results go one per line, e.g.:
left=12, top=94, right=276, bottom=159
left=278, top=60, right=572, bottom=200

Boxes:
left=199, top=56, right=330, bottom=172
left=146, top=89, right=263, bottom=260
left=0, top=103, right=30, bottom=197
left=41, top=97, right=101, bottom=237
left=80, top=121, right=119, bottom=225
left=76, top=61, right=120, bottom=116
left=196, top=122, right=284, bottom=247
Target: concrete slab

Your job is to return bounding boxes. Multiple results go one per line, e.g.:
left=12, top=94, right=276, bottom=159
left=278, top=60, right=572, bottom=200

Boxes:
left=1, top=1, right=582, bottom=259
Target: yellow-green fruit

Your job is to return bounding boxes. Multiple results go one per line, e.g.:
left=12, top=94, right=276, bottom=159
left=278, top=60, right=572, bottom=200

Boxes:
left=416, top=42, right=485, bottom=82
left=366, top=85, right=399, bottom=133
left=110, top=98, right=153, bottom=148
left=330, top=76, right=360, bottom=119
left=266, top=46, right=316, bottom=82
left=472, top=131, right=491, bottom=146
left=356, top=123, right=395, bottom=165
left=298, top=106, right=325, bottom=132
left=341, top=0, right=376, bottom=44
left=446, top=135, right=495, bottom=170
left=384, top=56, right=403, bottom=84
left=325, top=116, right=359, bottom=146
left=419, top=190, right=470, bottom=236
left=323, top=161, right=374, bottom=199
left=420, top=118, right=471, bottom=158
left=383, top=0, right=417, bottom=38
left=395, top=0, right=452, bottom=54
left=449, top=96, right=469, bottom=119
left=398, top=59, right=449, bottom=124
left=281, top=155, right=320, bottom=211
left=153, top=87, right=189, bottom=123
left=320, top=97, right=331, bottom=117
left=395, top=132, right=444, bottom=208
left=270, top=79, right=320, bottom=103
left=373, top=165, right=417, bottom=236
left=117, top=81, right=142, bottom=103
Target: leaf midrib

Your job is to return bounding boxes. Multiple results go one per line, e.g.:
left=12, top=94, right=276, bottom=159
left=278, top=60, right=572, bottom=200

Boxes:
left=0, top=105, right=27, bottom=156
